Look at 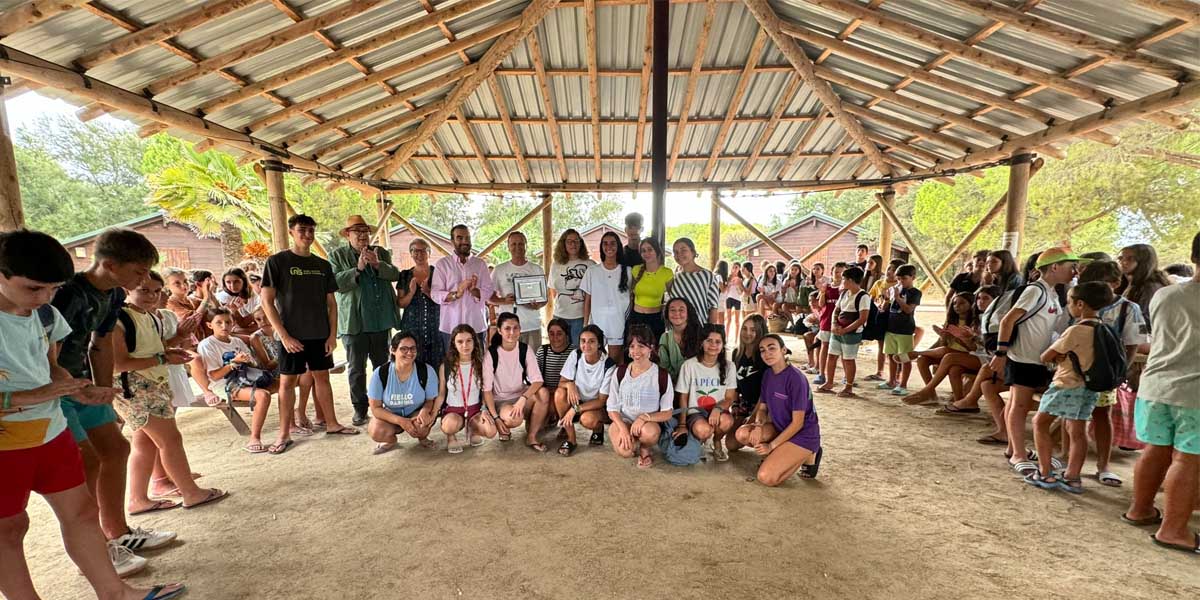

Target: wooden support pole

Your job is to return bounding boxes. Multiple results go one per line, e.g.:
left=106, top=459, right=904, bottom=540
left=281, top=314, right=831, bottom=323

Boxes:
left=711, top=194, right=794, bottom=261
left=875, top=192, right=948, bottom=297
left=0, top=78, right=24, bottom=231
left=709, top=191, right=721, bottom=269
left=877, top=187, right=895, bottom=265
left=650, top=0, right=668, bottom=247
left=1003, top=149, right=1033, bottom=257
left=798, top=204, right=880, bottom=264
left=375, top=193, right=392, bottom=250
left=541, top=192, right=554, bottom=319
left=919, top=157, right=1043, bottom=293
left=477, top=194, right=555, bottom=258
left=263, top=159, right=289, bottom=253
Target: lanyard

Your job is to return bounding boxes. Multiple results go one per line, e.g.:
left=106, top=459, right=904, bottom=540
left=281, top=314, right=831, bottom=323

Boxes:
left=457, top=363, right=473, bottom=407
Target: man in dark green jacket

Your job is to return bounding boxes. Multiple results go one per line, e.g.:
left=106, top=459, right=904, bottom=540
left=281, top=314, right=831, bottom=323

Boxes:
left=330, top=215, right=400, bottom=425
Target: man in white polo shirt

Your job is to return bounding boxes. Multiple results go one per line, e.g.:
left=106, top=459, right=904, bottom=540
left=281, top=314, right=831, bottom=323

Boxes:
left=490, top=232, right=547, bottom=347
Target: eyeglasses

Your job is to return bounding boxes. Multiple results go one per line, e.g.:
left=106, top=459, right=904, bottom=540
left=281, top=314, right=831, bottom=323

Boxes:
left=348, top=228, right=371, bottom=235
left=410, top=248, right=428, bottom=254
left=397, top=346, right=418, bottom=354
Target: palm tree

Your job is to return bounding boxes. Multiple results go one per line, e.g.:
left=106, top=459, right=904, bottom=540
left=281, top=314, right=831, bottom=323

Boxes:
left=147, top=147, right=271, bottom=267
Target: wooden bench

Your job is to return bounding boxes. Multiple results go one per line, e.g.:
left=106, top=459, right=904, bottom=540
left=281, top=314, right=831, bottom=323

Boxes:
left=184, top=360, right=348, bottom=436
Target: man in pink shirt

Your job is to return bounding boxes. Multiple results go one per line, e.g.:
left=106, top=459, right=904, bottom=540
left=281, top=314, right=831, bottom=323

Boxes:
left=432, top=224, right=494, bottom=349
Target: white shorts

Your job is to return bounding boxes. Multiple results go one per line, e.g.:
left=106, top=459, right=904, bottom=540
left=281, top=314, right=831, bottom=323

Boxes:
left=817, top=330, right=832, bottom=343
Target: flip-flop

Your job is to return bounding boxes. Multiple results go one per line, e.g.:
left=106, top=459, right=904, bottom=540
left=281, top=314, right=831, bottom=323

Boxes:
left=290, top=426, right=315, bottom=437
left=558, top=440, right=576, bottom=456
left=243, top=443, right=267, bottom=454
left=636, top=453, right=653, bottom=469
left=469, top=435, right=485, bottom=447
left=419, top=438, right=438, bottom=449
left=1149, top=532, right=1200, bottom=554
left=527, top=442, right=548, bottom=453
left=1011, top=461, right=1038, bottom=476
left=372, top=443, right=397, bottom=455
left=142, top=583, right=186, bottom=600
left=183, top=488, right=228, bottom=510
left=815, top=387, right=836, bottom=394
left=1121, top=508, right=1163, bottom=527
left=447, top=438, right=464, bottom=454
left=799, top=446, right=823, bottom=479
left=498, top=433, right=512, bottom=442
left=836, top=390, right=860, bottom=399
left=129, top=499, right=181, bottom=516
left=325, top=426, right=359, bottom=436
left=938, top=404, right=980, bottom=415
left=976, top=434, right=1008, bottom=445
left=1097, top=471, right=1124, bottom=487
left=268, top=439, right=294, bottom=455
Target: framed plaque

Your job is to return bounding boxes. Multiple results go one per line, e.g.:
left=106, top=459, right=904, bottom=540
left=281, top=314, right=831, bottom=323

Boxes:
left=513, top=275, right=547, bottom=304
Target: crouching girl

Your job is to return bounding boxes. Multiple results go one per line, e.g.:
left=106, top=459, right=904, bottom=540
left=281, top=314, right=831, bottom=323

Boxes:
left=554, top=325, right=616, bottom=455
left=484, top=313, right=550, bottom=451
left=736, top=334, right=823, bottom=485
left=603, top=324, right=674, bottom=468
left=428, top=325, right=497, bottom=453
left=367, top=331, right=439, bottom=454
left=674, top=324, right=736, bottom=461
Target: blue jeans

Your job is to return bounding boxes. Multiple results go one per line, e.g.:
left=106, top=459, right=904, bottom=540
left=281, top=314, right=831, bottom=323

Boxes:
left=562, top=317, right=584, bottom=347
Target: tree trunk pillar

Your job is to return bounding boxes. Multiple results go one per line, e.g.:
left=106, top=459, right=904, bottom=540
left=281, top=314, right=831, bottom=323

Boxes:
left=709, top=190, right=721, bottom=269
left=878, top=186, right=895, bottom=265
left=1003, top=148, right=1033, bottom=257
left=263, top=159, right=288, bottom=252
left=0, top=77, right=24, bottom=231
left=376, top=191, right=392, bottom=251
left=541, top=192, right=553, bottom=321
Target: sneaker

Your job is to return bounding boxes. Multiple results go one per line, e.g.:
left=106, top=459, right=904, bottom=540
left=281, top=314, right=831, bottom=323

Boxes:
left=813, top=375, right=826, bottom=385
left=891, top=386, right=907, bottom=396
left=877, top=382, right=893, bottom=389
left=108, top=543, right=147, bottom=578
left=112, top=526, right=177, bottom=552
left=712, top=439, right=729, bottom=462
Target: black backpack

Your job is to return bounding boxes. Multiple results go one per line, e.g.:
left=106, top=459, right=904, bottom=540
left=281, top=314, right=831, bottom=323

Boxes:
left=1067, top=320, right=1128, bottom=392
left=996, top=282, right=1049, bottom=348
left=379, top=361, right=430, bottom=390
left=490, top=342, right=530, bottom=386
left=615, top=363, right=670, bottom=398
left=115, top=308, right=163, bottom=399
left=36, top=304, right=55, bottom=340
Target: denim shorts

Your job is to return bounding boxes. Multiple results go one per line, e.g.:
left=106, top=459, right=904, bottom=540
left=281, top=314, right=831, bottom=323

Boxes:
left=1038, top=385, right=1099, bottom=421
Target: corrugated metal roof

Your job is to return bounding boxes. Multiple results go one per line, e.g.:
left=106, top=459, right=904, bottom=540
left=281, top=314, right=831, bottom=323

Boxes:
left=4, top=0, right=1197, bottom=189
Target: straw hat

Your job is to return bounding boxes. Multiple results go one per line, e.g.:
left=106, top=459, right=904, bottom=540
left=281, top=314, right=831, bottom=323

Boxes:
left=340, top=215, right=373, bottom=236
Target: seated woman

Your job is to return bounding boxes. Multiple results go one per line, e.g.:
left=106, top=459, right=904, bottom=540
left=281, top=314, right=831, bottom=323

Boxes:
left=800, top=291, right=821, bottom=372
left=536, top=318, right=575, bottom=426
left=735, top=334, right=822, bottom=486
left=366, top=331, right=439, bottom=455
left=935, top=286, right=1007, bottom=422
left=114, top=272, right=227, bottom=514
left=674, top=325, right=736, bottom=462
left=603, top=324, right=674, bottom=468
left=902, top=291, right=981, bottom=405
left=658, top=297, right=703, bottom=383
left=777, top=262, right=806, bottom=319
left=428, top=324, right=497, bottom=453
left=198, top=308, right=283, bottom=453
left=484, top=312, right=551, bottom=451
left=554, top=325, right=616, bottom=456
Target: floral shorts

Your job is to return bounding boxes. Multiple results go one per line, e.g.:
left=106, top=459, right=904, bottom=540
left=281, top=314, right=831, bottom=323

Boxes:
left=114, top=373, right=175, bottom=432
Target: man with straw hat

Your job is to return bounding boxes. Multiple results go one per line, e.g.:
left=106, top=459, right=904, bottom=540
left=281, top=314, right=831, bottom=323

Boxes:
left=330, top=215, right=400, bottom=426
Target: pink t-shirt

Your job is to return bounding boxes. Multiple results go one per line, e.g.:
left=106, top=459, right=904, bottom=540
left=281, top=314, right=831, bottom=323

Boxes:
left=482, top=344, right=544, bottom=402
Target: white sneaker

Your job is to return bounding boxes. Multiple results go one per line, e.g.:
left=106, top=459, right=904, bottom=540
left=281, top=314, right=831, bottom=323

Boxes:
left=712, top=439, right=729, bottom=462
left=108, top=543, right=147, bottom=578
left=112, top=526, right=177, bottom=552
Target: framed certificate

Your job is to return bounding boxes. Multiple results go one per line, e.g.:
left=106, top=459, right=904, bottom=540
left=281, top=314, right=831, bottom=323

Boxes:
left=513, top=275, right=547, bottom=304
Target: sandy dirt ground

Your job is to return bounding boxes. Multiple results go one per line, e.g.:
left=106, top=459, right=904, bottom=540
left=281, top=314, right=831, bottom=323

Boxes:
left=20, top=313, right=1200, bottom=600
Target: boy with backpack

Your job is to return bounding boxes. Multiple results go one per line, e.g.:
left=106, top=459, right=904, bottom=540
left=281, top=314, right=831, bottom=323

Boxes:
left=817, top=267, right=872, bottom=398
left=988, top=248, right=1078, bottom=474
left=880, top=264, right=921, bottom=395
left=0, top=230, right=185, bottom=600
left=1025, top=282, right=1117, bottom=493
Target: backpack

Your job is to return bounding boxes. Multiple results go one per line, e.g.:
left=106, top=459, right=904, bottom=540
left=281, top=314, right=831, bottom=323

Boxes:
left=989, top=282, right=1048, bottom=350
left=115, top=308, right=164, bottom=399
left=36, top=304, right=55, bottom=340
left=379, top=361, right=430, bottom=390
left=1067, top=320, right=1128, bottom=392
left=658, top=420, right=703, bottom=466
left=490, top=342, right=530, bottom=386
left=614, top=363, right=670, bottom=398
left=836, top=290, right=880, bottom=340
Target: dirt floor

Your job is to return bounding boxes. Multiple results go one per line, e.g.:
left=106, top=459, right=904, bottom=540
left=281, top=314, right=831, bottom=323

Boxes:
left=21, top=313, right=1200, bottom=599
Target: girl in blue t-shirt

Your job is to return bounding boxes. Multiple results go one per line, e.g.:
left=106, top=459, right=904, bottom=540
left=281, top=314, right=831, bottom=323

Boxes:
left=735, top=334, right=823, bottom=486
left=366, top=331, right=439, bottom=455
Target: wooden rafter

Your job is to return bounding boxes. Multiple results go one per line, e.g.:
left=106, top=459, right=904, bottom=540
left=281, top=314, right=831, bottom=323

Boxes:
left=585, top=0, right=601, bottom=182
left=743, top=0, right=892, bottom=177
left=1131, top=0, right=1200, bottom=23
left=453, top=107, right=494, bottom=183
left=738, top=75, right=800, bottom=180
left=487, top=77, right=531, bottom=182
left=843, top=104, right=981, bottom=155
left=702, top=29, right=767, bottom=181
left=667, top=0, right=716, bottom=181
left=313, top=103, right=441, bottom=159
left=814, top=135, right=853, bottom=180
left=410, top=150, right=872, bottom=162
left=525, top=31, right=568, bottom=181
left=0, top=0, right=87, bottom=37
left=74, top=0, right=259, bottom=70
left=777, top=115, right=829, bottom=179
left=449, top=114, right=820, bottom=126
left=374, top=0, right=563, bottom=181
left=632, top=0, right=653, bottom=181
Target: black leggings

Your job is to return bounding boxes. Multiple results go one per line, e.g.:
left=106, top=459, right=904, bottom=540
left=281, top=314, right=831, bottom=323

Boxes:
left=627, top=310, right=665, bottom=341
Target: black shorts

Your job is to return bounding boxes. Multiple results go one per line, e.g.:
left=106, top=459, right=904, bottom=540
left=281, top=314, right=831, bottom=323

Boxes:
left=279, top=339, right=335, bottom=375
left=726, top=298, right=742, bottom=310
left=1004, top=360, right=1051, bottom=390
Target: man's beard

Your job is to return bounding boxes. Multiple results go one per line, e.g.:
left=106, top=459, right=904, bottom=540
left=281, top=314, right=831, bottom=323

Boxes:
left=456, top=244, right=471, bottom=257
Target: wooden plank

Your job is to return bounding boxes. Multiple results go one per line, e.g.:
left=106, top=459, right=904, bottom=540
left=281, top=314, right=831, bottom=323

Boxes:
left=527, top=32, right=569, bottom=182
left=876, top=191, right=948, bottom=297
left=632, top=0, right=653, bottom=182
left=585, top=0, right=602, bottom=182
left=738, top=76, right=800, bottom=181
left=702, top=29, right=767, bottom=181
left=477, top=194, right=554, bottom=258
left=487, top=77, right=531, bottom=182
left=74, top=0, right=259, bottom=70
left=0, top=81, right=23, bottom=230
left=454, top=107, right=494, bottom=183
left=0, top=0, right=87, bottom=37
left=711, top=193, right=794, bottom=260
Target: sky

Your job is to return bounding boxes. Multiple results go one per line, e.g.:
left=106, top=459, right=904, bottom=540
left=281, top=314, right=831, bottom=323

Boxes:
left=6, top=91, right=791, bottom=227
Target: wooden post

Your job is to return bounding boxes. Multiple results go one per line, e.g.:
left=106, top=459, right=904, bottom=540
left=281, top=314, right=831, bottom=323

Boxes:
left=541, top=192, right=554, bottom=320
left=878, top=187, right=895, bottom=265
left=711, top=194, right=795, bottom=261
left=650, top=0, right=668, bottom=248
left=375, top=192, right=392, bottom=250
left=798, top=204, right=880, bottom=264
left=0, top=77, right=23, bottom=231
left=709, top=190, right=721, bottom=270
left=263, top=159, right=288, bottom=253
left=477, top=194, right=555, bottom=258
left=875, top=193, right=948, bottom=297
left=1003, top=149, right=1033, bottom=257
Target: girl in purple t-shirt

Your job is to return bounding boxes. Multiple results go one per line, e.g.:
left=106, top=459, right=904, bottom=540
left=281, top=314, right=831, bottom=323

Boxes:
left=735, top=334, right=823, bottom=486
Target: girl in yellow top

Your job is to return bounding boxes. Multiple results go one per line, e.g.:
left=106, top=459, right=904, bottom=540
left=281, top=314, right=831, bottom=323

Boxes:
left=629, top=238, right=673, bottom=340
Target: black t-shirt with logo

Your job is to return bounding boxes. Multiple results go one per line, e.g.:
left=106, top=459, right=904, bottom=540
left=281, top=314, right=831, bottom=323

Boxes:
left=886, top=287, right=922, bottom=335
left=51, top=273, right=126, bottom=379
left=262, top=250, right=338, bottom=341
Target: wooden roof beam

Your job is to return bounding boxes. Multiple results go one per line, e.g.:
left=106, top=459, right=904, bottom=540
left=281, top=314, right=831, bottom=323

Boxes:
left=0, top=0, right=87, bottom=37
left=737, top=76, right=801, bottom=181
left=632, top=0, right=653, bottom=182
left=744, top=0, right=892, bottom=176
left=373, top=0, right=562, bottom=181
left=487, top=76, right=531, bottom=182
left=667, top=0, right=717, bottom=181
left=313, top=103, right=441, bottom=159
left=702, top=29, right=768, bottom=181
left=408, top=150, right=870, bottom=162
left=528, top=32, right=568, bottom=182
left=1130, top=0, right=1200, bottom=23
left=844, top=104, right=982, bottom=155
left=74, top=0, right=259, bottom=70
left=585, top=0, right=601, bottom=182
left=453, top=108, right=494, bottom=183
left=776, top=114, right=830, bottom=179
left=814, top=135, right=853, bottom=180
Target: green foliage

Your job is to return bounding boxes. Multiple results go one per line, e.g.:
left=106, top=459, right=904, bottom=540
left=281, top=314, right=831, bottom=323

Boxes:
left=146, top=146, right=271, bottom=240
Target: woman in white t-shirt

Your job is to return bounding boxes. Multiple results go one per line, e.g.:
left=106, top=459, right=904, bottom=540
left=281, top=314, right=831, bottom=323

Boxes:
left=554, top=325, right=616, bottom=456
left=427, top=324, right=497, bottom=454
left=215, top=267, right=258, bottom=334
left=582, top=231, right=630, bottom=361
left=757, top=264, right=780, bottom=317
left=549, top=229, right=596, bottom=346
left=602, top=324, right=674, bottom=468
left=673, top=325, right=736, bottom=462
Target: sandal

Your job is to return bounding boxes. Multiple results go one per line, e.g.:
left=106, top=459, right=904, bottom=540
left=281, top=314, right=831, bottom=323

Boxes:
left=976, top=434, right=1008, bottom=446
left=141, top=583, right=186, bottom=600
left=558, top=440, right=577, bottom=456
left=589, top=431, right=604, bottom=446
left=1149, top=532, right=1200, bottom=554
left=244, top=442, right=268, bottom=454
left=799, top=447, right=823, bottom=479
left=203, top=394, right=223, bottom=407
left=268, top=439, right=294, bottom=455
left=527, top=442, right=548, bottom=453
left=290, top=426, right=315, bottom=437
left=1096, top=471, right=1123, bottom=487
left=815, top=386, right=836, bottom=394
left=372, top=443, right=397, bottom=455
left=636, top=453, right=653, bottom=469
left=1057, top=475, right=1084, bottom=494
left=1023, top=471, right=1060, bottom=490
left=1121, top=508, right=1162, bottom=527
left=447, top=437, right=464, bottom=454
left=1011, top=461, right=1038, bottom=476
left=325, top=426, right=359, bottom=436
left=469, top=435, right=485, bottom=447
left=498, top=433, right=512, bottom=442
left=836, top=389, right=859, bottom=399
left=183, top=488, right=228, bottom=509
left=937, top=404, right=980, bottom=415
left=129, top=499, right=181, bottom=516
left=418, top=438, right=438, bottom=449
